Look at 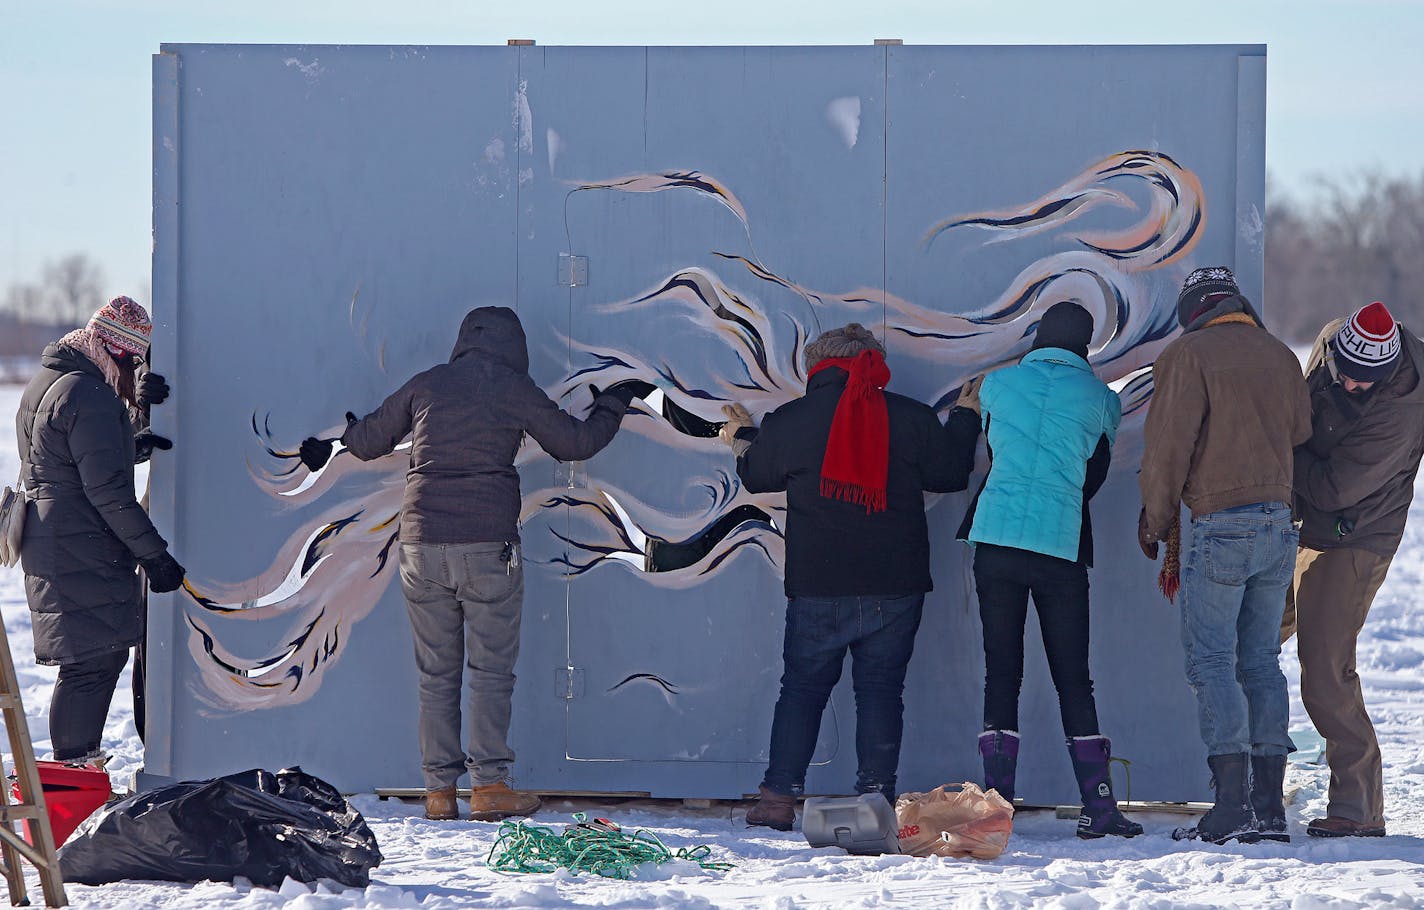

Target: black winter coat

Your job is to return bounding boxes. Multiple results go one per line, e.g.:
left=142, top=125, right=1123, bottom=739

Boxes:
left=342, top=306, right=629, bottom=544
left=736, top=369, right=978, bottom=597
left=17, top=344, right=167, bottom=665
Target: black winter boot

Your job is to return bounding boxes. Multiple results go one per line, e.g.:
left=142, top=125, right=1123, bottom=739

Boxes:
left=855, top=773, right=897, bottom=808
left=1067, top=736, right=1143, bottom=839
left=1173, top=753, right=1261, bottom=844
left=1250, top=754, right=1290, bottom=842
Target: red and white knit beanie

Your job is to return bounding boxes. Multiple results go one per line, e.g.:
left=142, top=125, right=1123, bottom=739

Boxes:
left=1333, top=301, right=1400, bottom=382
left=87, top=296, right=152, bottom=358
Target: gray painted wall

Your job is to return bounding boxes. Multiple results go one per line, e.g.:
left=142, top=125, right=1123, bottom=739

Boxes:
left=146, top=43, right=1266, bottom=801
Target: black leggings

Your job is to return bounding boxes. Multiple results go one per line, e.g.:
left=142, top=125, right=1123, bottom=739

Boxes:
left=974, top=543, right=1100, bottom=737
left=50, top=650, right=129, bottom=761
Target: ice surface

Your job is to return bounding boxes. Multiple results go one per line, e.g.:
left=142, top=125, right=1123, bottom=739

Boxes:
left=1, top=384, right=1420, bottom=908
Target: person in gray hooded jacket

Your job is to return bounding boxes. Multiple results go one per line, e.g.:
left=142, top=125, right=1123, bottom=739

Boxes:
left=300, top=306, right=649, bottom=821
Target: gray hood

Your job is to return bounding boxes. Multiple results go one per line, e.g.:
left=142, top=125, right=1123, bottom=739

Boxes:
left=451, top=306, right=529, bottom=373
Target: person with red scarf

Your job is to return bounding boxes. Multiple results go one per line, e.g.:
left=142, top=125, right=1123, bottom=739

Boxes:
left=718, top=323, right=979, bottom=830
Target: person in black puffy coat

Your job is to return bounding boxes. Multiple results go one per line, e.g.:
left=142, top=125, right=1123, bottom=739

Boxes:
left=15, top=296, right=183, bottom=763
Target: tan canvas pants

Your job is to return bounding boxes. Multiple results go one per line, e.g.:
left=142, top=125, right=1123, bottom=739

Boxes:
left=1281, top=545, right=1392, bottom=826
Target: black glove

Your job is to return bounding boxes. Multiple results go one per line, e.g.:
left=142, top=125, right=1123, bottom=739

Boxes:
left=1137, top=507, right=1160, bottom=561
left=136, top=372, right=171, bottom=408
left=133, top=430, right=173, bottom=463
left=299, top=437, right=334, bottom=472
left=593, top=379, right=658, bottom=407
left=142, top=551, right=186, bottom=594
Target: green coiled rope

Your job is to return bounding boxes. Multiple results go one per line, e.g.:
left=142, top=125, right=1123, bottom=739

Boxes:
left=486, top=813, right=735, bottom=879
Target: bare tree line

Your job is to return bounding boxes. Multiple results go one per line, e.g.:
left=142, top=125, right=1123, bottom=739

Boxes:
left=0, top=253, right=154, bottom=374
left=1265, top=171, right=1424, bottom=344
left=3, top=170, right=1421, bottom=356
left=2, top=252, right=108, bottom=327
left=0, top=253, right=109, bottom=378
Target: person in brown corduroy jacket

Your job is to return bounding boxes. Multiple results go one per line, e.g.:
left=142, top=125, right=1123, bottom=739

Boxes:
left=1138, top=266, right=1311, bottom=845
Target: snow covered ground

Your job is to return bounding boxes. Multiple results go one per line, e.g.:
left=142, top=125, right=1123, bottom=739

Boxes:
left=2, top=382, right=1422, bottom=908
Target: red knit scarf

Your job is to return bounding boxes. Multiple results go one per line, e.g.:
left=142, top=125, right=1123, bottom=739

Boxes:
left=808, top=350, right=891, bottom=513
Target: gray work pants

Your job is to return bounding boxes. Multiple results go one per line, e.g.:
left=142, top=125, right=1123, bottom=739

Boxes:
left=398, top=541, right=523, bottom=790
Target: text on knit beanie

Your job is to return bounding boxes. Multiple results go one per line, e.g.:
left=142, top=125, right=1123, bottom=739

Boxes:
left=1332, top=301, right=1401, bottom=382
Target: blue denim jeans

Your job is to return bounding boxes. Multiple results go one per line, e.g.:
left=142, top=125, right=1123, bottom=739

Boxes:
left=1179, top=502, right=1297, bottom=757
left=762, top=593, right=925, bottom=798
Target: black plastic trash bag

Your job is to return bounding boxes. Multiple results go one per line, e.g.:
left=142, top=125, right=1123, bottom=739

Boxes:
left=58, top=766, right=382, bottom=887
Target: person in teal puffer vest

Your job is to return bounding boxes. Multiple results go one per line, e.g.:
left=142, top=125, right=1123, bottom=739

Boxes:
left=955, top=301, right=1140, bottom=839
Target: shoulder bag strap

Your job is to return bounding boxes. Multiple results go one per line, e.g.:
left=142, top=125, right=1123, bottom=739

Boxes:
left=19, top=373, right=72, bottom=492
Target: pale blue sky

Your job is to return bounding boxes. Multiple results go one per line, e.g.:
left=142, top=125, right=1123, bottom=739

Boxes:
left=2, top=0, right=1421, bottom=295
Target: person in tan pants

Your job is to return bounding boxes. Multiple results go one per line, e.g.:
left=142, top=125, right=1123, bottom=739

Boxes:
left=1281, top=550, right=1392, bottom=833
left=1287, top=302, right=1424, bottom=838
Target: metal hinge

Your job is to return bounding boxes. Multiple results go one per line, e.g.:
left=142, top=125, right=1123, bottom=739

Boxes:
left=554, top=461, right=585, bottom=489
left=558, top=253, right=588, bottom=287
left=555, top=666, right=585, bottom=700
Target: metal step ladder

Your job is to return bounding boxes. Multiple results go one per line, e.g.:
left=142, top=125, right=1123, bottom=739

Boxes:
left=0, top=620, right=67, bottom=906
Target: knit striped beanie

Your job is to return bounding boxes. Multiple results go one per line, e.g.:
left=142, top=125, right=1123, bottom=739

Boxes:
left=1332, top=301, right=1400, bottom=382
left=87, top=296, right=152, bottom=358
left=1177, top=266, right=1239, bottom=327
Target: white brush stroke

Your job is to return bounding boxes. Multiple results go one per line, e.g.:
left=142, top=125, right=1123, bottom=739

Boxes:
left=825, top=96, right=862, bottom=150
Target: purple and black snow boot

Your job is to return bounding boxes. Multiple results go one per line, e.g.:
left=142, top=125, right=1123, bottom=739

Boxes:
left=1067, top=735, right=1143, bottom=839
left=978, top=730, right=1020, bottom=805
left=1172, top=753, right=1261, bottom=845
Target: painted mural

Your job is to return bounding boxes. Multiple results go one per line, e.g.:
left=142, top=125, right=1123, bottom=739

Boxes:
left=179, top=148, right=1204, bottom=711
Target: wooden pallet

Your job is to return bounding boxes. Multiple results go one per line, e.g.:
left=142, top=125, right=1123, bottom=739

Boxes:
left=0, top=621, right=67, bottom=906
left=375, top=787, right=652, bottom=802
left=1045, top=800, right=1212, bottom=819
left=374, top=788, right=1211, bottom=818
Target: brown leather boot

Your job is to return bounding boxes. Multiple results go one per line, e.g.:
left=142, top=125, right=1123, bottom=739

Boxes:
left=424, top=786, right=458, bottom=820
left=469, top=781, right=541, bottom=822
left=1307, top=816, right=1386, bottom=838
left=746, top=785, right=796, bottom=831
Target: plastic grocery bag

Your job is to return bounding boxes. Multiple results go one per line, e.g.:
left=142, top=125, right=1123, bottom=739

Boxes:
left=58, top=766, right=382, bottom=887
left=894, top=782, right=1014, bottom=860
